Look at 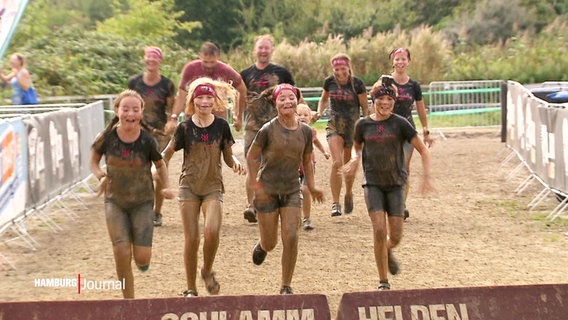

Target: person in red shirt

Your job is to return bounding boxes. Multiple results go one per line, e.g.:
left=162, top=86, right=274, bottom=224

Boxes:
left=168, top=42, right=248, bottom=132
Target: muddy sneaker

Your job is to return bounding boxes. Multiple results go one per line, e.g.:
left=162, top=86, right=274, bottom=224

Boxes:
left=280, top=286, right=294, bottom=294
left=344, top=194, right=354, bottom=214
left=243, top=206, right=257, bottom=223
left=252, top=242, right=267, bottom=265
left=388, top=250, right=399, bottom=275
left=302, top=218, right=314, bottom=230
left=331, top=202, right=342, bottom=217
left=182, top=290, right=198, bottom=297
left=377, top=281, right=391, bottom=290
left=153, top=212, right=163, bottom=227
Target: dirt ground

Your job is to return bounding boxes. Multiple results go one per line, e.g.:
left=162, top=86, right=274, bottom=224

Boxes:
left=1, top=128, right=568, bottom=318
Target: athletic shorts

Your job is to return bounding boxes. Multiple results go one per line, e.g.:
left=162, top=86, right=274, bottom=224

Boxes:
left=254, top=190, right=303, bottom=213
left=363, top=185, right=404, bottom=217
left=104, top=200, right=154, bottom=247
left=178, top=187, right=223, bottom=202
left=326, top=129, right=354, bottom=148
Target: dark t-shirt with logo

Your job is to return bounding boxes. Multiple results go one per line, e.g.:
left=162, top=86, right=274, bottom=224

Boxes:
left=393, top=78, right=422, bottom=127
left=323, top=76, right=366, bottom=136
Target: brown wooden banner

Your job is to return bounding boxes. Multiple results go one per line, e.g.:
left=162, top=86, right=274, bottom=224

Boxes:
left=0, top=293, right=330, bottom=320
left=336, top=283, right=568, bottom=320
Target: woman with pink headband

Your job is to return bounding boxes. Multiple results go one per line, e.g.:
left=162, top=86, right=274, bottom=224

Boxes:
left=314, top=53, right=369, bottom=216
left=247, top=83, right=324, bottom=294
left=162, top=77, right=245, bottom=297
left=127, top=46, right=176, bottom=227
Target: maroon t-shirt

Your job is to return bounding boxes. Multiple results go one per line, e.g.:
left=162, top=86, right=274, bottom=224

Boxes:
left=179, top=60, right=243, bottom=91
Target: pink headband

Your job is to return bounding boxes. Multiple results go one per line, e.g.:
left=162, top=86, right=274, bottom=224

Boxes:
left=332, top=58, right=350, bottom=68
left=193, top=84, right=216, bottom=99
left=272, top=84, right=298, bottom=101
left=145, top=47, right=162, bottom=60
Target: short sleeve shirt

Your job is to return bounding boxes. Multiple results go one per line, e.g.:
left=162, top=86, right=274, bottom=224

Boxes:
left=323, top=76, right=367, bottom=135
left=92, top=128, right=162, bottom=206
left=252, top=119, right=313, bottom=194
left=393, top=78, right=422, bottom=127
left=127, top=74, right=175, bottom=131
left=241, top=63, right=295, bottom=131
left=240, top=63, right=295, bottom=94
left=173, top=116, right=235, bottom=195
left=179, top=60, right=243, bottom=92
left=353, top=115, right=417, bottom=187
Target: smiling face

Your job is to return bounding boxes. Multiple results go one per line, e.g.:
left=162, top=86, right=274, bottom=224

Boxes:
left=115, top=96, right=143, bottom=130
left=193, top=95, right=215, bottom=116
left=373, top=94, right=395, bottom=119
left=333, top=65, right=350, bottom=84
left=254, top=38, right=273, bottom=66
left=297, top=106, right=311, bottom=124
left=144, top=51, right=161, bottom=73
left=274, top=89, right=298, bottom=117
left=392, top=51, right=409, bottom=73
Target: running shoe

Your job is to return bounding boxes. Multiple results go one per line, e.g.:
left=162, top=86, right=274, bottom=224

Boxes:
left=182, top=290, right=198, bottom=297
left=331, top=202, right=342, bottom=217
left=243, top=206, right=257, bottom=223
left=388, top=250, right=399, bottom=275
left=280, top=286, right=294, bottom=294
left=377, top=281, right=391, bottom=290
left=153, top=212, right=163, bottom=227
left=252, top=242, right=267, bottom=265
left=302, top=218, right=314, bottom=230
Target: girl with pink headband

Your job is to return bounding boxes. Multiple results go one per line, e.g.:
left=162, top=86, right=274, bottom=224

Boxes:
left=247, top=83, right=324, bottom=294
left=314, top=53, right=369, bottom=217
left=162, top=77, right=245, bottom=297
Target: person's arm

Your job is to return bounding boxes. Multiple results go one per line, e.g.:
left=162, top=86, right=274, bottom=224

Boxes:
left=313, top=137, right=330, bottom=159
left=161, top=137, right=176, bottom=163
left=233, top=81, right=247, bottom=131
left=222, top=145, right=245, bottom=174
left=153, top=159, right=174, bottom=199
left=246, top=144, right=262, bottom=189
left=166, top=89, right=186, bottom=133
left=357, top=92, right=369, bottom=118
left=410, top=135, right=434, bottom=194
left=0, top=70, right=15, bottom=82
left=313, top=89, right=329, bottom=122
left=89, top=148, right=108, bottom=196
left=415, top=100, right=433, bottom=147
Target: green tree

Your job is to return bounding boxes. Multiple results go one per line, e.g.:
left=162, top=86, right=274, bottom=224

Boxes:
left=97, top=0, right=200, bottom=46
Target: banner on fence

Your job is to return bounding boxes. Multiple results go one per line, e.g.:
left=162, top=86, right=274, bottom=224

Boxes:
left=76, top=101, right=105, bottom=178
left=506, top=81, right=567, bottom=194
left=0, top=294, right=331, bottom=320
left=336, top=283, right=568, bottom=320
left=0, top=118, right=27, bottom=226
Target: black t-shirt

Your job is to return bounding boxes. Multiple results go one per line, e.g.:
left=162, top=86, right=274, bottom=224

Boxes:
left=323, top=76, right=367, bottom=135
left=127, top=74, right=176, bottom=130
left=393, top=78, right=422, bottom=127
left=92, top=128, right=162, bottom=206
left=353, top=115, right=417, bottom=187
left=240, top=63, right=295, bottom=94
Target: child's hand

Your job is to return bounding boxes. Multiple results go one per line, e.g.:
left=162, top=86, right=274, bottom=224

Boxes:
left=96, top=177, right=108, bottom=197
left=233, top=162, right=246, bottom=175
left=161, top=188, right=175, bottom=199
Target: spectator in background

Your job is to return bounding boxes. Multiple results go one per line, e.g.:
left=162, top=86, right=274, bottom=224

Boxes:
left=239, top=34, right=297, bottom=224
left=90, top=89, right=174, bottom=298
left=313, top=53, right=368, bottom=217
left=1, top=53, right=37, bottom=105
left=127, top=46, right=176, bottom=227
left=168, top=42, right=247, bottom=132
